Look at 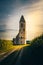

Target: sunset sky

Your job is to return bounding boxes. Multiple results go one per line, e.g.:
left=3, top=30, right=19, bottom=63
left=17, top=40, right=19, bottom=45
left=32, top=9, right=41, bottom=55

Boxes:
left=0, top=0, right=43, bottom=40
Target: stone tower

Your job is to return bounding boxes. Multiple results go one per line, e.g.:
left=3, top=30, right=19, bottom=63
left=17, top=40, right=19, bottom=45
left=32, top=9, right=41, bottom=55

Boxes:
left=19, top=15, right=26, bottom=44
left=13, top=15, right=26, bottom=45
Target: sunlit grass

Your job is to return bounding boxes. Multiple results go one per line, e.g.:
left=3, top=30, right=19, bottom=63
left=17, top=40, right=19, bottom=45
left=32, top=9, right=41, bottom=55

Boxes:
left=0, top=39, right=30, bottom=54
left=11, top=44, right=30, bottom=51
left=0, top=39, right=30, bottom=60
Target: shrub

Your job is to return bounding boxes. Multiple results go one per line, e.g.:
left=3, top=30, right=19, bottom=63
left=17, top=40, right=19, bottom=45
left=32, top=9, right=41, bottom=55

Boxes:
left=31, top=34, right=43, bottom=47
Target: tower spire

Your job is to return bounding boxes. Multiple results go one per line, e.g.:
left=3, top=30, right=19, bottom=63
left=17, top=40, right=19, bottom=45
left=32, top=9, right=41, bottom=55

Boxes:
left=20, top=15, right=25, bottom=22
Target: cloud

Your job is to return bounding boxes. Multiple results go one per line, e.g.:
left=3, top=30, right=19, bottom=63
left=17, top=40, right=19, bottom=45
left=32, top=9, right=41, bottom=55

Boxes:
left=19, top=0, right=40, bottom=5
left=0, top=0, right=43, bottom=40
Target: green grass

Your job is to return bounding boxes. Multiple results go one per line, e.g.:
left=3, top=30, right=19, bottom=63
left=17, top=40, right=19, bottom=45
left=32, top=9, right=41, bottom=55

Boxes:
left=0, top=39, right=30, bottom=56
left=0, top=40, right=13, bottom=52
left=0, top=39, right=30, bottom=59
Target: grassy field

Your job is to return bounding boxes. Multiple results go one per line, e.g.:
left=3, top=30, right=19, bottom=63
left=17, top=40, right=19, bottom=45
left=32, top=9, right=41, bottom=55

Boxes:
left=0, top=40, right=13, bottom=52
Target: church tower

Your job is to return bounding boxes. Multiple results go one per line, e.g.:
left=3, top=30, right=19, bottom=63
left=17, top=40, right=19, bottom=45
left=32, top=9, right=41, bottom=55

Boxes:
left=19, top=15, right=26, bottom=44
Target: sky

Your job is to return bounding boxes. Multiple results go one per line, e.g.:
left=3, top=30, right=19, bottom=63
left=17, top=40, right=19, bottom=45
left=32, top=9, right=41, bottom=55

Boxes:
left=0, top=0, right=43, bottom=40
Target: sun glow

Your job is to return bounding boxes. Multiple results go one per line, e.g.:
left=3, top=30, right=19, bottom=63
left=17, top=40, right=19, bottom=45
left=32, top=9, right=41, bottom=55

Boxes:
left=25, top=10, right=42, bottom=40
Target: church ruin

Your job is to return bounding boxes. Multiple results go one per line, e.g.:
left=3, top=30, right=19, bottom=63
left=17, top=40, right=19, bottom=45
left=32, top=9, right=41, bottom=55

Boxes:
left=13, top=15, right=26, bottom=44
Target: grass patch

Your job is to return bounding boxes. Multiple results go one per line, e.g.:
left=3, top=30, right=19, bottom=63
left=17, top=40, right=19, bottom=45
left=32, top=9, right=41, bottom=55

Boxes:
left=0, top=40, right=13, bottom=52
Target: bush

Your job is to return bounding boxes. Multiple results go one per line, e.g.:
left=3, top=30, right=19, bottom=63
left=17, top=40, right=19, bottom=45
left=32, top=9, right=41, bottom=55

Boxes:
left=31, top=34, right=43, bottom=47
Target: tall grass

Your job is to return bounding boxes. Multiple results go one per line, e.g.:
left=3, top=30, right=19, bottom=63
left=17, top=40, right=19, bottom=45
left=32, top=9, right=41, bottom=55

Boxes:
left=0, top=40, right=13, bottom=51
